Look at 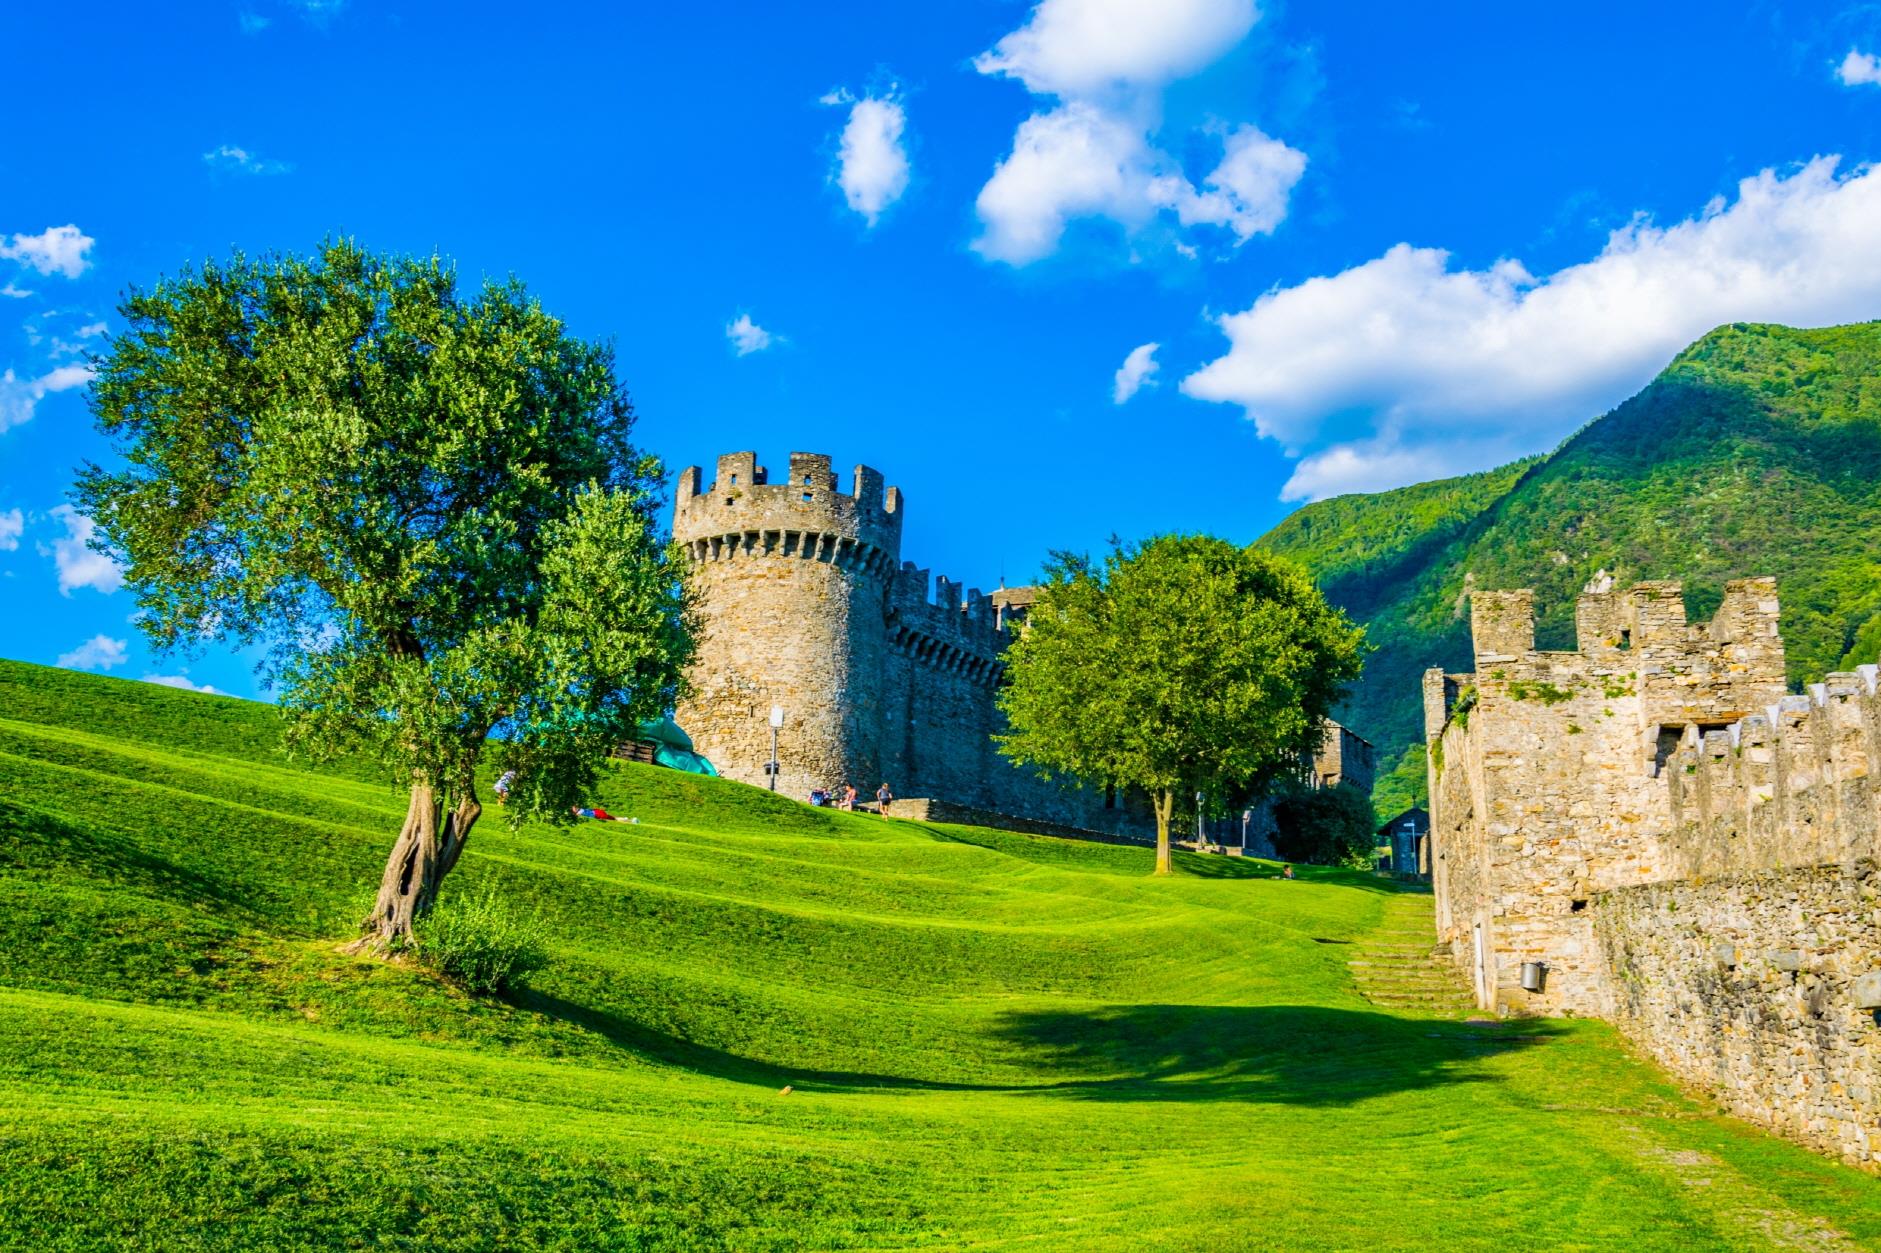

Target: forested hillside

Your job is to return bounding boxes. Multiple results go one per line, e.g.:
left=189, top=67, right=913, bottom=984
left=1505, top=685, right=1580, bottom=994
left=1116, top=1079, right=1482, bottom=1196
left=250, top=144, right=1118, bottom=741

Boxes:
left=1263, top=320, right=1881, bottom=806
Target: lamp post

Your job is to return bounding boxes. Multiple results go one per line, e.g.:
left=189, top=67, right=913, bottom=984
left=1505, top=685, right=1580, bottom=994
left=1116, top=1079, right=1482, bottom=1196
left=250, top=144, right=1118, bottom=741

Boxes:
left=767, top=705, right=784, bottom=791
left=763, top=703, right=786, bottom=790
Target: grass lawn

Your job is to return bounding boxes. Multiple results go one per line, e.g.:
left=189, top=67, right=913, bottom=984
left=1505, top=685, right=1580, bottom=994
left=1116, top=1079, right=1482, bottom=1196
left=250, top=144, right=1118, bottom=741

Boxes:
left=2, top=657, right=1878, bottom=1250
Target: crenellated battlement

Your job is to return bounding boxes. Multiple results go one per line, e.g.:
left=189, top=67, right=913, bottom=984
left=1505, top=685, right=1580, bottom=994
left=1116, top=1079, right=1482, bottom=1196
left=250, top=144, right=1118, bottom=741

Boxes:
left=886, top=564, right=1011, bottom=687
left=674, top=450, right=904, bottom=574
left=1432, top=574, right=1789, bottom=743
left=1660, top=662, right=1881, bottom=876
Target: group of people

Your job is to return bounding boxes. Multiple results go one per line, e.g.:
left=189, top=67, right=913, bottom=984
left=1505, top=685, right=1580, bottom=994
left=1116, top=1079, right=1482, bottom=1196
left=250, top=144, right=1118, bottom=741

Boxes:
left=810, top=781, right=894, bottom=813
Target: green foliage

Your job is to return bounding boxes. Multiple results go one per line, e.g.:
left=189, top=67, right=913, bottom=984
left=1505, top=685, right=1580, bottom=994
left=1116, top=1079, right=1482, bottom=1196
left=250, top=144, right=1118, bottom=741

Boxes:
left=1371, top=741, right=1428, bottom=827
left=1451, top=684, right=1477, bottom=729
left=8, top=661, right=1881, bottom=1247
left=1262, top=319, right=1881, bottom=777
left=1507, top=680, right=1574, bottom=705
left=995, top=536, right=1365, bottom=869
left=1269, top=783, right=1379, bottom=869
left=76, top=239, right=694, bottom=824
left=413, top=881, right=549, bottom=995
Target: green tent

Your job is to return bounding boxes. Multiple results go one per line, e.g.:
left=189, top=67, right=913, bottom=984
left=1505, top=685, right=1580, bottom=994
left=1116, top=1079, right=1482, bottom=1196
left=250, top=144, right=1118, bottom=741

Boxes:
left=635, top=717, right=717, bottom=776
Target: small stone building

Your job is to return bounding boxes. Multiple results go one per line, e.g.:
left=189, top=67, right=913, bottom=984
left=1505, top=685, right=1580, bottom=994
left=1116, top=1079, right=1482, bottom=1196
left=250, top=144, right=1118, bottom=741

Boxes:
left=1376, top=806, right=1428, bottom=876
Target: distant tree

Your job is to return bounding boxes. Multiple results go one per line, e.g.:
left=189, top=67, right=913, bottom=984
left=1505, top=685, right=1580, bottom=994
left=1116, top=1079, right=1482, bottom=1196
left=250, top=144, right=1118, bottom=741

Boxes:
left=1369, top=741, right=1429, bottom=828
left=1269, top=782, right=1378, bottom=870
left=996, top=536, right=1365, bottom=875
left=76, top=240, right=694, bottom=947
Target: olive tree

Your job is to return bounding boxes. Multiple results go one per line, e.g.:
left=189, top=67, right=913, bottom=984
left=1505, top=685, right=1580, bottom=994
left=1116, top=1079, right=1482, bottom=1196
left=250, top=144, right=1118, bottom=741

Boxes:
left=76, top=240, right=694, bottom=946
left=996, top=536, right=1364, bottom=876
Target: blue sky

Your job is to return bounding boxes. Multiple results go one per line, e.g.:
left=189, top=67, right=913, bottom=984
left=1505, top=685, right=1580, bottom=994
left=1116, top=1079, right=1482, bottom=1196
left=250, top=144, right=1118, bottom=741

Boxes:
left=4, top=0, right=1881, bottom=698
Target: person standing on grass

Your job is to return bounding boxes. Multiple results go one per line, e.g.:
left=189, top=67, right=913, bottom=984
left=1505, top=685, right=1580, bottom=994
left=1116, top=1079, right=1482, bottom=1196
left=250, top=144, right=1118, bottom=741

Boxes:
left=838, top=784, right=856, bottom=812
left=875, top=781, right=893, bottom=814
left=494, top=770, right=517, bottom=805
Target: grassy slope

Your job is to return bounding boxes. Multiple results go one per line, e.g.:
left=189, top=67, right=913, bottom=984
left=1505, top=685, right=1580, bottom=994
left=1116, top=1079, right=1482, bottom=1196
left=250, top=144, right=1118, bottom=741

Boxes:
left=4, top=660, right=1881, bottom=1250
left=1264, top=321, right=1881, bottom=771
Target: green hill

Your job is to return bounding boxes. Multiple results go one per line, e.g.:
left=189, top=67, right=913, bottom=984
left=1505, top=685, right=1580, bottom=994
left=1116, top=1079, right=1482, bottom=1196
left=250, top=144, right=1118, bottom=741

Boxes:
left=1264, top=321, right=1881, bottom=787
left=6, top=660, right=1881, bottom=1248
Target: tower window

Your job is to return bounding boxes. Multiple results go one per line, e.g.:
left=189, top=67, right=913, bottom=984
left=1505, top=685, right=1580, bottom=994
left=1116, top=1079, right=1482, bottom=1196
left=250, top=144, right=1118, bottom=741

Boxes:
left=803, top=493, right=813, bottom=502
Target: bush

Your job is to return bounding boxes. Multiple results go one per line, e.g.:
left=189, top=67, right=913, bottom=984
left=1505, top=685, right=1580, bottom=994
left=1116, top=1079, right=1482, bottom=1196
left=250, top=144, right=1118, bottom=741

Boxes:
left=1269, top=783, right=1378, bottom=870
left=414, top=882, right=549, bottom=995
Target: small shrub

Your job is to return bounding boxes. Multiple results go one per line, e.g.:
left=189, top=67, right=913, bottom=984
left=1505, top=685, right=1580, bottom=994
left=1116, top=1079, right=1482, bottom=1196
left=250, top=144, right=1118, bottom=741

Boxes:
left=415, top=882, right=549, bottom=995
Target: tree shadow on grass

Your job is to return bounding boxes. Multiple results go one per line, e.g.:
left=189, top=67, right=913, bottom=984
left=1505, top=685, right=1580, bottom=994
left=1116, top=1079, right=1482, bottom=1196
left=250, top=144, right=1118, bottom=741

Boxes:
left=988, top=1003, right=1562, bottom=1105
left=521, top=987, right=1558, bottom=1108
left=517, top=988, right=1008, bottom=1094
left=0, top=800, right=277, bottom=926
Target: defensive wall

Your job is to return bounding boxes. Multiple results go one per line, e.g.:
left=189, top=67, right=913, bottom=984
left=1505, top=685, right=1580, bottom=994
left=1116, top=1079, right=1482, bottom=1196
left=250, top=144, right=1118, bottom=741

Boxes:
left=1427, top=573, right=1881, bottom=1165
left=672, top=451, right=1151, bottom=837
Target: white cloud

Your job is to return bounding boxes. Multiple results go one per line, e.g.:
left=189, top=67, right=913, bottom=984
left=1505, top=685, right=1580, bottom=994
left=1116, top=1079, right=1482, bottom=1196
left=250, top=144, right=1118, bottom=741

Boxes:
left=1167, top=125, right=1307, bottom=240
left=1113, top=342, right=1160, bottom=403
left=1837, top=49, right=1881, bottom=87
left=0, top=508, right=21, bottom=551
left=971, top=0, right=1302, bottom=265
left=974, top=0, right=1259, bottom=98
left=57, top=635, right=128, bottom=671
left=725, top=314, right=778, bottom=356
left=0, top=225, right=95, bottom=278
left=43, top=505, right=123, bottom=596
left=1181, top=155, right=1881, bottom=500
left=144, top=672, right=221, bottom=695
left=238, top=11, right=270, bottom=33
left=203, top=145, right=292, bottom=176
left=0, top=284, right=31, bottom=299
left=828, top=91, right=910, bottom=226
left=0, top=363, right=93, bottom=433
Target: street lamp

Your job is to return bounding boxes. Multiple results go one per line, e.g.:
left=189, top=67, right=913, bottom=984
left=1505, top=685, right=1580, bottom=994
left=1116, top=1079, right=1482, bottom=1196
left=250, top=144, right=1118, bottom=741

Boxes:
left=767, top=705, right=784, bottom=791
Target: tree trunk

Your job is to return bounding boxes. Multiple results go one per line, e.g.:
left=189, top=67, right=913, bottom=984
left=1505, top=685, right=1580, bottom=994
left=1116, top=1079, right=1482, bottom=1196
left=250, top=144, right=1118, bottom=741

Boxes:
left=352, top=779, right=482, bottom=950
left=1153, top=788, right=1174, bottom=877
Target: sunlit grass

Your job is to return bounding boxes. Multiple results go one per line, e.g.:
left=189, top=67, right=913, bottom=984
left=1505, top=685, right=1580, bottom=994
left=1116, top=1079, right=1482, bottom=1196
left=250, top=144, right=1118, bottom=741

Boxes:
left=3, top=658, right=1878, bottom=1250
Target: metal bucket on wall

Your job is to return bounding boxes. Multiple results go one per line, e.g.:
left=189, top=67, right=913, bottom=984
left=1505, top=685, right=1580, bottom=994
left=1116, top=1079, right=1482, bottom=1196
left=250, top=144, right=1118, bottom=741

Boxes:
left=1520, top=961, right=1546, bottom=993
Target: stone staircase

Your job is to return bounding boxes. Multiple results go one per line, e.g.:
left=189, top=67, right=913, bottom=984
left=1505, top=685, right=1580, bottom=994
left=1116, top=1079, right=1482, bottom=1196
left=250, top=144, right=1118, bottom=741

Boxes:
left=1344, top=891, right=1478, bottom=1018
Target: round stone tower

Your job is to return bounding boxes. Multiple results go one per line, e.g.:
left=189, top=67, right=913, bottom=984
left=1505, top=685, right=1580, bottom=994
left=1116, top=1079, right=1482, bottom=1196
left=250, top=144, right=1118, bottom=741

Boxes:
left=672, top=451, right=903, bottom=800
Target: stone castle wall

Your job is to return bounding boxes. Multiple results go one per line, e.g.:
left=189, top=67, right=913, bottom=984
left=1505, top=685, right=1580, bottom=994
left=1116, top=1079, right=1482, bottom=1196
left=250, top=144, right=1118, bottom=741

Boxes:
left=673, top=451, right=1145, bottom=836
left=1427, top=572, right=1881, bottom=1166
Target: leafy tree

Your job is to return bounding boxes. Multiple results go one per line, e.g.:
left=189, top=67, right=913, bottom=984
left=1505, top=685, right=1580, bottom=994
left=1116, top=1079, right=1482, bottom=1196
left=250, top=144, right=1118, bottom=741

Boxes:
left=996, top=536, right=1365, bottom=875
left=1370, top=741, right=1428, bottom=828
left=76, top=241, right=694, bottom=946
left=1269, top=782, right=1378, bottom=870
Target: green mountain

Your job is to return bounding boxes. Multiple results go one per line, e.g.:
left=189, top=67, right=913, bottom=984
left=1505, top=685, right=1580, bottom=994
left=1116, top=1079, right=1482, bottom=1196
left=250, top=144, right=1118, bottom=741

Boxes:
left=1263, top=320, right=1881, bottom=787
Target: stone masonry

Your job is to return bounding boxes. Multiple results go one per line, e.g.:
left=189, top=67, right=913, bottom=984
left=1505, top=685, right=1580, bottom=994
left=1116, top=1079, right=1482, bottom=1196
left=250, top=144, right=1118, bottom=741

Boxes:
left=1427, top=573, right=1881, bottom=1166
left=672, top=451, right=1151, bottom=837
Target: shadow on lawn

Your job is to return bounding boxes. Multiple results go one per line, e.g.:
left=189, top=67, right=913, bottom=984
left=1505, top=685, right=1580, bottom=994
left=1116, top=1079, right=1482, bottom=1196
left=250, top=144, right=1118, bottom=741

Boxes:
left=522, top=987, right=1557, bottom=1107
left=0, top=800, right=278, bottom=926
left=989, top=1003, right=1562, bottom=1105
